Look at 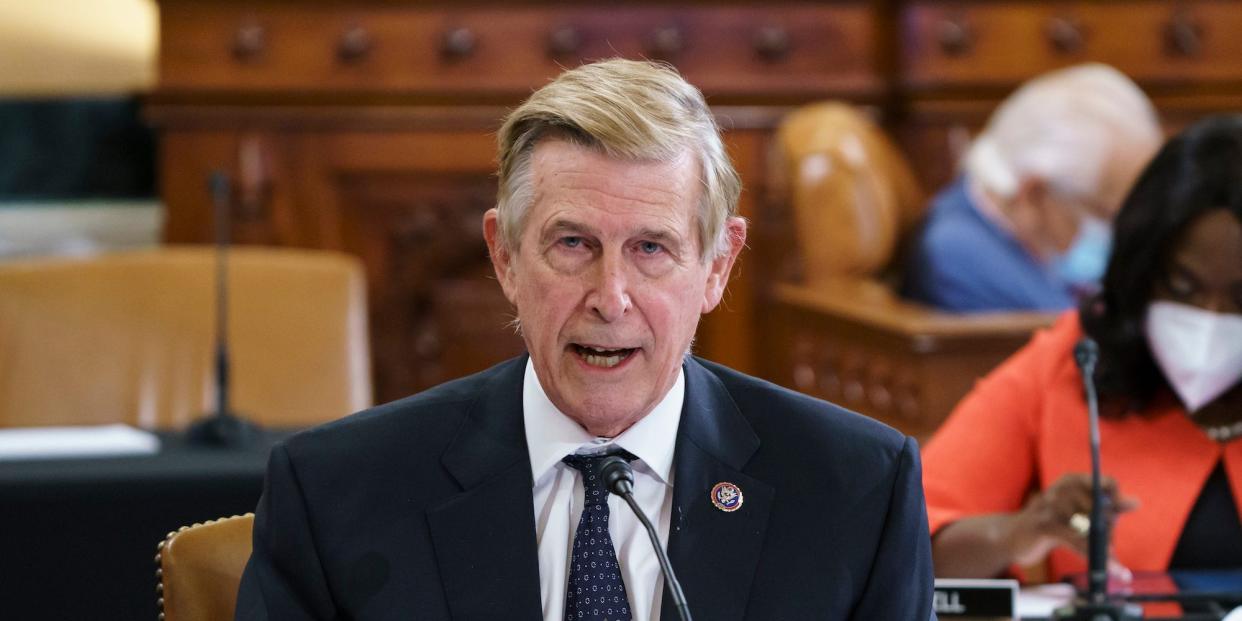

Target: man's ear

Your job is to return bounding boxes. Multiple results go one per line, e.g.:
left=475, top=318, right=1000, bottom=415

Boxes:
left=701, top=217, right=748, bottom=314
left=483, top=208, right=518, bottom=305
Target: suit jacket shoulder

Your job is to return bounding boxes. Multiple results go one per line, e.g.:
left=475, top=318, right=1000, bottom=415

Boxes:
left=279, top=356, right=525, bottom=481
left=236, top=356, right=541, bottom=621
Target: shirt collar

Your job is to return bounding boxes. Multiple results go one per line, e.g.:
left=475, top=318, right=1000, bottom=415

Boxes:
left=523, top=358, right=683, bottom=487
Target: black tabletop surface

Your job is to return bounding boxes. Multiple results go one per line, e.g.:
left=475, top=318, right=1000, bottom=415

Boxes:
left=0, top=428, right=291, bottom=621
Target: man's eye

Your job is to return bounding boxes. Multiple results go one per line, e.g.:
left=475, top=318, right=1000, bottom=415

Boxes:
left=560, top=236, right=583, bottom=249
left=638, top=241, right=663, bottom=255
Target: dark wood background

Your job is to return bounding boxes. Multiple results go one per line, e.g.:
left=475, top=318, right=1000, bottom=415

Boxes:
left=149, top=0, right=1242, bottom=432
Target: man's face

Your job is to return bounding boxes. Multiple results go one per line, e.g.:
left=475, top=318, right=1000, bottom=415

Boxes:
left=1004, top=178, right=1117, bottom=262
left=1009, top=140, right=1158, bottom=258
left=484, top=139, right=745, bottom=437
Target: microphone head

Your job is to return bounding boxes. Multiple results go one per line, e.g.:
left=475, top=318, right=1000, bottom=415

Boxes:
left=1074, top=337, right=1100, bottom=372
left=599, top=456, right=635, bottom=496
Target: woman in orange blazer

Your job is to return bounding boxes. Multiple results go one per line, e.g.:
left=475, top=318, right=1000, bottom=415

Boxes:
left=922, top=116, right=1242, bottom=581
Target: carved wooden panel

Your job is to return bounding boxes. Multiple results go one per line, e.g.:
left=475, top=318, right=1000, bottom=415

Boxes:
left=150, top=0, right=894, bottom=414
left=763, top=282, right=1053, bottom=441
left=333, top=171, right=525, bottom=401
left=902, top=0, right=1242, bottom=91
left=161, top=130, right=294, bottom=247
left=159, top=3, right=882, bottom=101
left=164, top=0, right=1242, bottom=435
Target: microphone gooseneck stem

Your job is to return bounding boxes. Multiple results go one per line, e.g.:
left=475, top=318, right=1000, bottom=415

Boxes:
left=620, top=491, right=692, bottom=621
left=1079, top=345, right=1108, bottom=605
left=210, top=171, right=232, bottom=420
left=1053, top=337, right=1140, bottom=620
left=185, top=172, right=260, bottom=448
left=599, top=456, right=692, bottom=621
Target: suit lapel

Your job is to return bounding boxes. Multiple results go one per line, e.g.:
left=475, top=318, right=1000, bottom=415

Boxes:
left=425, top=357, right=544, bottom=620
left=661, top=359, right=774, bottom=621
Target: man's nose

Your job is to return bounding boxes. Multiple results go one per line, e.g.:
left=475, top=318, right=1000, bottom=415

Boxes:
left=586, top=252, right=632, bottom=322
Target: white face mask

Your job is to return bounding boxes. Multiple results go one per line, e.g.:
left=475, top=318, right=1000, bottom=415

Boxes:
left=1145, top=301, right=1242, bottom=413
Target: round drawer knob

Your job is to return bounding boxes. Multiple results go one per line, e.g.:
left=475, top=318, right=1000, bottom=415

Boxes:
left=547, top=26, right=583, bottom=58
left=754, top=26, right=792, bottom=62
left=441, top=27, right=477, bottom=60
left=936, top=16, right=974, bottom=57
left=1166, top=10, right=1204, bottom=57
left=1046, top=16, right=1085, bottom=54
left=647, top=25, right=685, bottom=59
left=232, top=22, right=266, bottom=61
left=337, top=25, right=373, bottom=63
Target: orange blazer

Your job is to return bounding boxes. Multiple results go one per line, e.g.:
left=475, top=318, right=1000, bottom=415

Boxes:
left=922, top=311, right=1242, bottom=580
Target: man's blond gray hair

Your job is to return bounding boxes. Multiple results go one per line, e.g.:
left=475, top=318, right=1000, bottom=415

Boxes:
left=495, top=58, right=741, bottom=261
left=964, top=63, right=1161, bottom=202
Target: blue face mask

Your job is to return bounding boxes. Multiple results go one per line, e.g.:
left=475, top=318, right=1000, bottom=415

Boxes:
left=1051, top=216, right=1112, bottom=288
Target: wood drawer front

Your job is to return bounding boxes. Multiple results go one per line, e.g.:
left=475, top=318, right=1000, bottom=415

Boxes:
left=902, top=1, right=1242, bottom=89
left=159, top=4, right=878, bottom=99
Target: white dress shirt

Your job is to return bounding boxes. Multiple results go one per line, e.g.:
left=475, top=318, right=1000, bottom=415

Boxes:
left=523, top=359, right=682, bottom=621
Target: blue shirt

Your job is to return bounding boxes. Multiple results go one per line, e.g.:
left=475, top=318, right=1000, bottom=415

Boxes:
left=902, top=176, right=1074, bottom=312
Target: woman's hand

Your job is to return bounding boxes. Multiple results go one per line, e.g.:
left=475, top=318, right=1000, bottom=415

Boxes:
left=1007, top=473, right=1139, bottom=567
left=932, top=472, right=1139, bottom=579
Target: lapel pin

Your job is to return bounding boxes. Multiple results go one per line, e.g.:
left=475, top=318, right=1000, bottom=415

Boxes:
left=710, top=481, right=743, bottom=512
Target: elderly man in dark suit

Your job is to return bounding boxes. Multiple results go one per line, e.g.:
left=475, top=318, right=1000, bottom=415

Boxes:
left=235, top=58, right=934, bottom=621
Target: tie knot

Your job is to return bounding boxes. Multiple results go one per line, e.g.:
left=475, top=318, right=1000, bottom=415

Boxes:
left=561, top=449, right=636, bottom=478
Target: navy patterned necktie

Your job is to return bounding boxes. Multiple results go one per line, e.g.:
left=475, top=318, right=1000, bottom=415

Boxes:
left=561, top=451, right=636, bottom=621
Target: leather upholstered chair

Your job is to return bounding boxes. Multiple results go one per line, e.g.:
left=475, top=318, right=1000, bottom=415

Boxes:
left=0, top=246, right=372, bottom=429
left=763, top=103, right=1055, bottom=441
left=773, top=102, right=927, bottom=287
left=155, top=513, right=254, bottom=621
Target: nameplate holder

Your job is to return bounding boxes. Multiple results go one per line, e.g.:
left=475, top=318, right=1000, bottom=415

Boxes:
left=934, top=578, right=1019, bottom=619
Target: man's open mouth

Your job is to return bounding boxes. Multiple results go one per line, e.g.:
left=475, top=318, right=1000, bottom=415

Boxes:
left=570, top=344, right=637, bottom=368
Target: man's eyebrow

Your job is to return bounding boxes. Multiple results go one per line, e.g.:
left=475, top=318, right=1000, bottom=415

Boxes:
left=636, top=228, right=683, bottom=248
left=539, top=219, right=598, bottom=244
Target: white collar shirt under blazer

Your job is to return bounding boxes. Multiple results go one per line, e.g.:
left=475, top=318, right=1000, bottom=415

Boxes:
left=522, top=358, right=683, bottom=621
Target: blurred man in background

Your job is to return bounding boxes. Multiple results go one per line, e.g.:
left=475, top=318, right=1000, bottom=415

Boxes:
left=903, top=63, right=1162, bottom=313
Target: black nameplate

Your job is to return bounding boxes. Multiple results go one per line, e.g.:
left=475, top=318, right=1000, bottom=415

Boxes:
left=933, top=579, right=1018, bottom=618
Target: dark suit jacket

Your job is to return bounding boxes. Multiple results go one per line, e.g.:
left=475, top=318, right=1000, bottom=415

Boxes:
left=236, top=356, right=934, bottom=620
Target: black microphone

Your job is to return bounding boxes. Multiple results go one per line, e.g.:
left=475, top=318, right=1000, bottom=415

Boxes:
left=1052, top=337, right=1139, bottom=620
left=1076, top=338, right=1109, bottom=605
left=599, top=456, right=693, bottom=621
left=185, top=171, right=261, bottom=448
